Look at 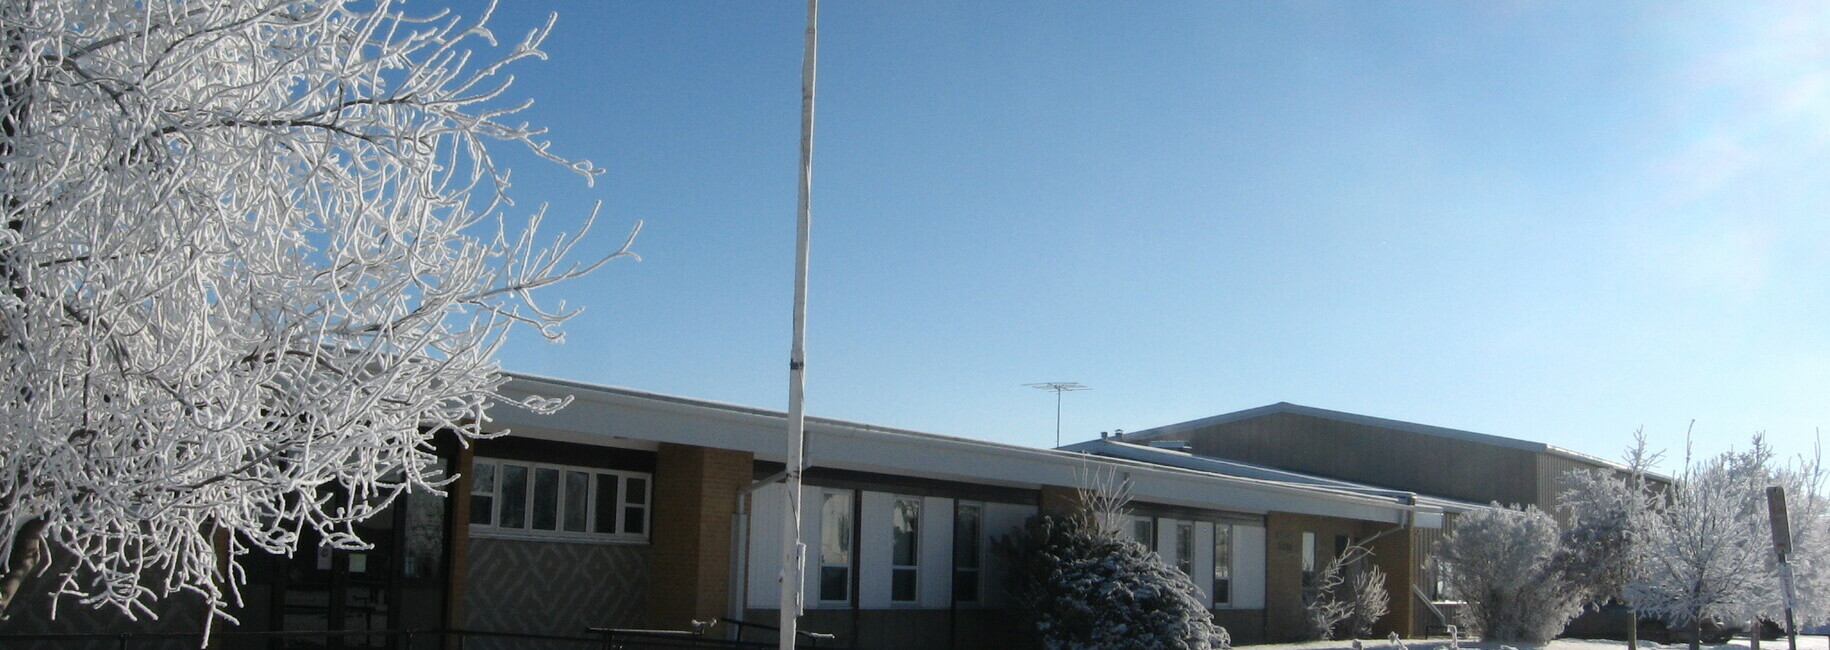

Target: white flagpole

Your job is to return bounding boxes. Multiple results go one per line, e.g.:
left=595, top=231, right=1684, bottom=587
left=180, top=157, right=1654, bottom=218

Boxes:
left=780, top=0, right=818, bottom=648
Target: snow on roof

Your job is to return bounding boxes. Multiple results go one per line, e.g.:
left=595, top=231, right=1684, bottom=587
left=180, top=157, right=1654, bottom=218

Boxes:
left=1059, top=438, right=1487, bottom=514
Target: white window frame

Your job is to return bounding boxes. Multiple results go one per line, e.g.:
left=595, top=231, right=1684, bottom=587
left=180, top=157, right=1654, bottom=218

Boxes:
left=953, top=501, right=984, bottom=604
left=890, top=496, right=922, bottom=604
left=817, top=489, right=854, bottom=605
left=469, top=457, right=651, bottom=544
left=1174, top=520, right=1194, bottom=577
left=1212, top=524, right=1233, bottom=608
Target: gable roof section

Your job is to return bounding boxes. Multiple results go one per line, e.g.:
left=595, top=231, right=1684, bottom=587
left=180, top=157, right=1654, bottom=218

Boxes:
left=1120, top=401, right=1636, bottom=475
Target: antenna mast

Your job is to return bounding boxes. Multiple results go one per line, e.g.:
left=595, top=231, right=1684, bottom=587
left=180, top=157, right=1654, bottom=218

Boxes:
left=1026, top=382, right=1090, bottom=447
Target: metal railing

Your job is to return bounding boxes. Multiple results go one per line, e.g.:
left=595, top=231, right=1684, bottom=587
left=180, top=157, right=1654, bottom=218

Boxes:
left=0, top=626, right=837, bottom=650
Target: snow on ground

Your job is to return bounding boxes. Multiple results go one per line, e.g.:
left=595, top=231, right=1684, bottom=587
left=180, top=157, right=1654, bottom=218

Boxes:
left=1243, top=638, right=1830, bottom=650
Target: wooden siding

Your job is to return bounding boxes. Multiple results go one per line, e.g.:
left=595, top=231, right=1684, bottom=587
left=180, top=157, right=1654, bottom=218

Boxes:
left=1174, top=412, right=1539, bottom=506
left=1535, top=453, right=1617, bottom=523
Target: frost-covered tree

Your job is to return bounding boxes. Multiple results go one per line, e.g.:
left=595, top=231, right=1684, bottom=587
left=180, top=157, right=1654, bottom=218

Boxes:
left=1304, top=544, right=1388, bottom=641
left=1626, top=438, right=1811, bottom=650
left=0, top=0, right=634, bottom=630
left=994, top=478, right=1226, bottom=650
left=1771, top=445, right=1830, bottom=627
left=1555, top=430, right=1663, bottom=642
left=1435, top=504, right=1585, bottom=643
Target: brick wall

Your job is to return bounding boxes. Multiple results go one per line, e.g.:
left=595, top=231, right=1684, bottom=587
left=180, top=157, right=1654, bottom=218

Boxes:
left=647, top=443, right=755, bottom=630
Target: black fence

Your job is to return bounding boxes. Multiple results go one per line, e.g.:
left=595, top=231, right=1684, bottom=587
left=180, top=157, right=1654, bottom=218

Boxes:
left=0, top=625, right=837, bottom=650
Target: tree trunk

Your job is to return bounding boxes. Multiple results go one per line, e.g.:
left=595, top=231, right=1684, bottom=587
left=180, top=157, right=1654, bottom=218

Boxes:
left=1689, top=617, right=1703, bottom=650
left=0, top=518, right=47, bottom=620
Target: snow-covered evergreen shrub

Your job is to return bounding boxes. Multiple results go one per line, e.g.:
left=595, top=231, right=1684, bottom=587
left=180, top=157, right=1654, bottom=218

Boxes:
left=994, top=493, right=1225, bottom=649
left=1435, top=504, right=1586, bottom=642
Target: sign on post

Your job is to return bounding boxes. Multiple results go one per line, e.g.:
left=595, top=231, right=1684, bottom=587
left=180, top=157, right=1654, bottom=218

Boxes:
left=1768, top=486, right=1798, bottom=650
left=1769, top=486, right=1792, bottom=558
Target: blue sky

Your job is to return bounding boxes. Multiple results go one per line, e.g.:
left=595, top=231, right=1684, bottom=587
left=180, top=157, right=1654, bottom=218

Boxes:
left=453, top=1, right=1830, bottom=472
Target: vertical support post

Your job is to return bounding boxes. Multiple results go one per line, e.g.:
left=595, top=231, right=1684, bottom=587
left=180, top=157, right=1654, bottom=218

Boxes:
left=780, top=1, right=819, bottom=649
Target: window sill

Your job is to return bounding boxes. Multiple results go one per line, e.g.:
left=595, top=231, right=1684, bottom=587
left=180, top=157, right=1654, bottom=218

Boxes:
left=470, top=528, right=649, bottom=545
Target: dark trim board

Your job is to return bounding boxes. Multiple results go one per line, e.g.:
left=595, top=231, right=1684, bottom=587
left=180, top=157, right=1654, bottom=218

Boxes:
left=474, top=436, right=657, bottom=472
left=751, top=462, right=1042, bottom=505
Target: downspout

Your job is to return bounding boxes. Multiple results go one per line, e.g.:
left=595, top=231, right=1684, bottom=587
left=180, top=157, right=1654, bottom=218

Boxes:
left=1356, top=494, right=1425, bottom=637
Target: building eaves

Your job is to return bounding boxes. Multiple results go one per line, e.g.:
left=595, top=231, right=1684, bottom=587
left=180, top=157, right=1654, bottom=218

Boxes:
left=1061, top=438, right=1486, bottom=514
left=496, top=373, right=1445, bottom=525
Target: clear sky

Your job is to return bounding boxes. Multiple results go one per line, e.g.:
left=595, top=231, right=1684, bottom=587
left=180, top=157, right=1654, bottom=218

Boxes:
left=449, top=1, right=1829, bottom=473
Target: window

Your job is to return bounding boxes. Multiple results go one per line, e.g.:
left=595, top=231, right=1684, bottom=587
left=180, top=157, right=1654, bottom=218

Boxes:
left=953, top=503, right=983, bottom=603
left=891, top=497, right=921, bottom=603
left=470, top=458, right=651, bottom=542
left=500, top=464, right=528, bottom=529
left=1174, top=520, right=1194, bottom=576
left=624, top=477, right=648, bottom=535
left=1212, top=524, right=1232, bottom=607
left=469, top=462, right=496, bottom=526
left=819, top=491, right=853, bottom=604
left=1131, top=516, right=1155, bottom=548
left=1301, top=531, right=1318, bottom=603
left=563, top=470, right=590, bottom=533
left=531, top=467, right=559, bottom=530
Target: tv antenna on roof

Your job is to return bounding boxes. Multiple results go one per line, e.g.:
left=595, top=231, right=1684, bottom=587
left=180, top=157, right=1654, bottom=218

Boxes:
left=1026, top=382, right=1090, bottom=448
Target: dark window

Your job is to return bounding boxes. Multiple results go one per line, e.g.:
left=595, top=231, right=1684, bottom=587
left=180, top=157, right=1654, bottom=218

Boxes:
left=500, top=464, right=529, bottom=529
left=469, top=462, right=496, bottom=526
left=531, top=467, right=559, bottom=530
left=563, top=470, right=590, bottom=532
left=594, top=473, right=620, bottom=534
left=1213, top=524, right=1232, bottom=607
left=820, top=491, right=853, bottom=603
left=891, top=498, right=920, bottom=602
left=953, top=503, right=982, bottom=602
left=623, top=477, right=648, bottom=535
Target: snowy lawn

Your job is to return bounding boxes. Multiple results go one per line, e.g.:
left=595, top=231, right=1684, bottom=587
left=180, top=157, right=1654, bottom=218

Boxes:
left=1241, top=637, right=1830, bottom=650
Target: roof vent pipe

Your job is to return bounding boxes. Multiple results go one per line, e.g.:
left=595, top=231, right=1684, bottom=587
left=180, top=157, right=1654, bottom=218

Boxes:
left=1112, top=429, right=1124, bottom=441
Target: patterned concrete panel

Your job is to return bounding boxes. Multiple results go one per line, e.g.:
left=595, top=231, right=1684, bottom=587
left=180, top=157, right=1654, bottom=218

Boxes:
left=463, top=537, right=648, bottom=642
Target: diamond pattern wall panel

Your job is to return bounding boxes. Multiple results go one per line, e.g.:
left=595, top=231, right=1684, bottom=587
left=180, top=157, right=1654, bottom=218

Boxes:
left=463, top=537, right=648, bottom=643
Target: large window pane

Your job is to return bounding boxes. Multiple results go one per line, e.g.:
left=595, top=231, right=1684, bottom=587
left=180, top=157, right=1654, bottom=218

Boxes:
left=891, top=498, right=920, bottom=602
left=623, top=476, right=648, bottom=536
left=820, top=491, right=853, bottom=602
left=953, top=503, right=982, bottom=602
left=1213, top=524, right=1232, bottom=606
left=469, top=462, right=496, bottom=526
left=563, top=470, right=590, bottom=532
left=499, top=464, right=528, bottom=529
left=891, top=569, right=917, bottom=603
left=1132, top=517, right=1154, bottom=548
left=892, top=499, right=920, bottom=566
left=532, top=467, right=559, bottom=530
left=821, top=493, right=852, bottom=565
left=594, top=473, right=620, bottom=534
left=1175, top=520, right=1194, bottom=576
left=953, top=504, right=980, bottom=569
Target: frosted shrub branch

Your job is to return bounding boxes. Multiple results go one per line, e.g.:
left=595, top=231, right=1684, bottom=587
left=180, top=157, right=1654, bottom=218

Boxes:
left=0, top=0, right=635, bottom=631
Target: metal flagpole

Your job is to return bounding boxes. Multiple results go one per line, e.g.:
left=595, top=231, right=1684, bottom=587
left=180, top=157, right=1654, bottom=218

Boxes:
left=780, top=1, right=818, bottom=649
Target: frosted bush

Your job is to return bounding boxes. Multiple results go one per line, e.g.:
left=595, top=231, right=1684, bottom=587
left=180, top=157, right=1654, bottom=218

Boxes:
left=1435, top=504, right=1585, bottom=642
